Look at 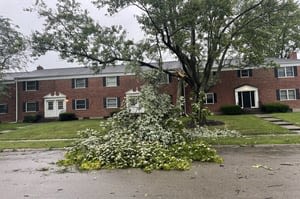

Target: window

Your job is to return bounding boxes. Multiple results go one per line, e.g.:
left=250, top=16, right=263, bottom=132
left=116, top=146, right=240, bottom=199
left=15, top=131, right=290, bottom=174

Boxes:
left=24, top=102, right=38, bottom=112
left=73, top=99, right=89, bottom=110
left=72, top=78, right=88, bottom=88
left=0, top=104, right=8, bottom=114
left=237, top=69, right=252, bottom=78
left=279, top=89, right=297, bottom=101
left=125, top=90, right=144, bottom=113
left=103, top=76, right=119, bottom=87
left=159, top=73, right=171, bottom=84
left=48, top=101, right=54, bottom=110
left=204, top=93, right=216, bottom=104
left=276, top=66, right=297, bottom=78
left=57, top=100, right=64, bottom=110
left=105, top=97, right=118, bottom=108
left=24, top=81, right=39, bottom=91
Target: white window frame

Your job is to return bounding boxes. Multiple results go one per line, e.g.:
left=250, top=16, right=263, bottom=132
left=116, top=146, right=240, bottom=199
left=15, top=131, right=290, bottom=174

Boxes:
left=277, top=66, right=295, bottom=78
left=57, top=100, right=64, bottom=110
left=0, top=104, right=8, bottom=114
left=75, top=99, right=87, bottom=110
left=75, top=78, right=86, bottom=88
left=105, top=77, right=118, bottom=87
left=106, top=97, right=118, bottom=108
left=47, top=101, right=54, bottom=110
left=204, top=93, right=215, bottom=104
left=26, top=102, right=38, bottom=112
left=240, top=69, right=250, bottom=78
left=279, top=89, right=296, bottom=101
left=26, top=81, right=38, bottom=91
left=159, top=73, right=170, bottom=84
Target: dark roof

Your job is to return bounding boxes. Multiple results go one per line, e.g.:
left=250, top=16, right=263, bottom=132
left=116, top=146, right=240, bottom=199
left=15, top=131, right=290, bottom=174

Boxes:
left=2, top=59, right=300, bottom=81
left=2, top=61, right=181, bottom=81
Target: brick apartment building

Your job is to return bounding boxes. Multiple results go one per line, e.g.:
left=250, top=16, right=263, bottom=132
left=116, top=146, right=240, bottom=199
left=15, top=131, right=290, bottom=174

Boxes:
left=1, top=58, right=300, bottom=122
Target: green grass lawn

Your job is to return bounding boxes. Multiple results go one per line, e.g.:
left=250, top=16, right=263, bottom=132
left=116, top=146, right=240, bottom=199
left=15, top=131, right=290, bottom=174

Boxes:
left=272, top=112, right=300, bottom=125
left=208, top=115, right=292, bottom=135
left=0, top=119, right=102, bottom=140
left=203, top=135, right=300, bottom=145
left=0, top=140, right=74, bottom=151
left=0, top=123, right=30, bottom=131
left=1, top=114, right=300, bottom=150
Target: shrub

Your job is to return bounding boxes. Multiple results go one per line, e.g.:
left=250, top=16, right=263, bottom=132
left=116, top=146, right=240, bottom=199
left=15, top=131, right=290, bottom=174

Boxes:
left=59, top=112, right=78, bottom=121
left=261, top=103, right=290, bottom=113
left=23, top=114, right=42, bottom=123
left=220, top=105, right=242, bottom=115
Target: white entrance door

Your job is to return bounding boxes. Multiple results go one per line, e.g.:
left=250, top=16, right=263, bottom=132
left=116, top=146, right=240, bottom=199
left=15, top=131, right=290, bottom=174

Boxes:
left=44, top=92, right=67, bottom=118
left=235, top=85, right=259, bottom=109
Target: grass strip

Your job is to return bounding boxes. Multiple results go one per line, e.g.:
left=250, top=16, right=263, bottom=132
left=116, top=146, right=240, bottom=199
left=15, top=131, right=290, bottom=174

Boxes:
left=0, top=140, right=74, bottom=150
left=203, top=135, right=300, bottom=145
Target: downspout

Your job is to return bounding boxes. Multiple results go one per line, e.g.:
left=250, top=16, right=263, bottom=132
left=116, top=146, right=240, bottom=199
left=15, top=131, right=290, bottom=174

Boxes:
left=15, top=78, right=18, bottom=123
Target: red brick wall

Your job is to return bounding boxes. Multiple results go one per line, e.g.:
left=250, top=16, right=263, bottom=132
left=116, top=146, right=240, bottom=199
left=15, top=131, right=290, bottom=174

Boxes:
left=0, top=84, right=17, bottom=122
left=2, top=66, right=300, bottom=122
left=206, top=66, right=300, bottom=112
left=1, top=75, right=179, bottom=122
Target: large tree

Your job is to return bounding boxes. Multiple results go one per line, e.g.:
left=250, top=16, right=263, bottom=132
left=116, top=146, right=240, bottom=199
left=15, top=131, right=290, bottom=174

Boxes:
left=30, top=0, right=300, bottom=121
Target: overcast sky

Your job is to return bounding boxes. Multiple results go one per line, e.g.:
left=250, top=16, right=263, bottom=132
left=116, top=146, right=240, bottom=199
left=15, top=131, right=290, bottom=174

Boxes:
left=0, top=0, right=143, bottom=71
left=1, top=1, right=299, bottom=71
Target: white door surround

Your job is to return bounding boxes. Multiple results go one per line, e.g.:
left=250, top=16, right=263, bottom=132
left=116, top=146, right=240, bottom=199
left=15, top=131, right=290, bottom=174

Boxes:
left=235, top=85, right=259, bottom=108
left=43, top=92, right=67, bottom=118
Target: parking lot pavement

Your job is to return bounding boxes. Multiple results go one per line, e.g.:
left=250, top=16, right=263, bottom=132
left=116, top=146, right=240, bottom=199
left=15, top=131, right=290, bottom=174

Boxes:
left=1, top=145, right=300, bottom=199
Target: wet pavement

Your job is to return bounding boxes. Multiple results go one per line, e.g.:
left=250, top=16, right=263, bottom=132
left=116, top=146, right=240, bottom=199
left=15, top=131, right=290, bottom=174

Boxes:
left=1, top=145, right=300, bottom=199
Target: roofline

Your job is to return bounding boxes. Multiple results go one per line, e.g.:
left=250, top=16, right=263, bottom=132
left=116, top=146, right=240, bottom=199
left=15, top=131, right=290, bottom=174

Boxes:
left=3, top=59, right=300, bottom=82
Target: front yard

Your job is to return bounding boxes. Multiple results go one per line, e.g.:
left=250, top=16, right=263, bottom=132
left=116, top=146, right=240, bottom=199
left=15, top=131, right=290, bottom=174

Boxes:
left=1, top=113, right=300, bottom=150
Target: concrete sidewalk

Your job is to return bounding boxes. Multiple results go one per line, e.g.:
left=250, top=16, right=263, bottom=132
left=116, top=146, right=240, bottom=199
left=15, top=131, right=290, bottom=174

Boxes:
left=256, top=114, right=300, bottom=134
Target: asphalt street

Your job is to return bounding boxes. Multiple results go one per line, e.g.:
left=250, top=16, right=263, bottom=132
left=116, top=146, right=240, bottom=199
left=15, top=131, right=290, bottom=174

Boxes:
left=0, top=145, right=300, bottom=199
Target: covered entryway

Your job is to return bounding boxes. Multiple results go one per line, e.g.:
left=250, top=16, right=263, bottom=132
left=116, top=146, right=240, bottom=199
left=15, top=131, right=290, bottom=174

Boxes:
left=43, top=92, right=67, bottom=118
left=235, top=85, right=259, bottom=109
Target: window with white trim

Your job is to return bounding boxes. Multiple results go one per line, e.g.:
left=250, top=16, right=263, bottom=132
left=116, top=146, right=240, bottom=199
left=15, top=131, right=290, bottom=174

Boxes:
left=159, top=73, right=170, bottom=84
left=25, top=102, right=38, bottom=112
left=25, top=81, right=38, bottom=91
left=279, top=89, right=296, bottom=100
left=74, top=78, right=87, bottom=88
left=47, top=101, right=54, bottom=110
left=277, top=66, right=296, bottom=78
left=204, top=93, right=215, bottom=104
left=57, top=100, right=64, bottom=110
left=106, top=97, right=118, bottom=108
left=74, top=99, right=88, bottom=110
left=240, top=69, right=250, bottom=77
left=105, top=76, right=118, bottom=87
left=0, top=104, right=8, bottom=114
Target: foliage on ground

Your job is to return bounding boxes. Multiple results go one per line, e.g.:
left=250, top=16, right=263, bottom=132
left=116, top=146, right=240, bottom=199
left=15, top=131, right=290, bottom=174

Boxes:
left=59, top=85, right=223, bottom=172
